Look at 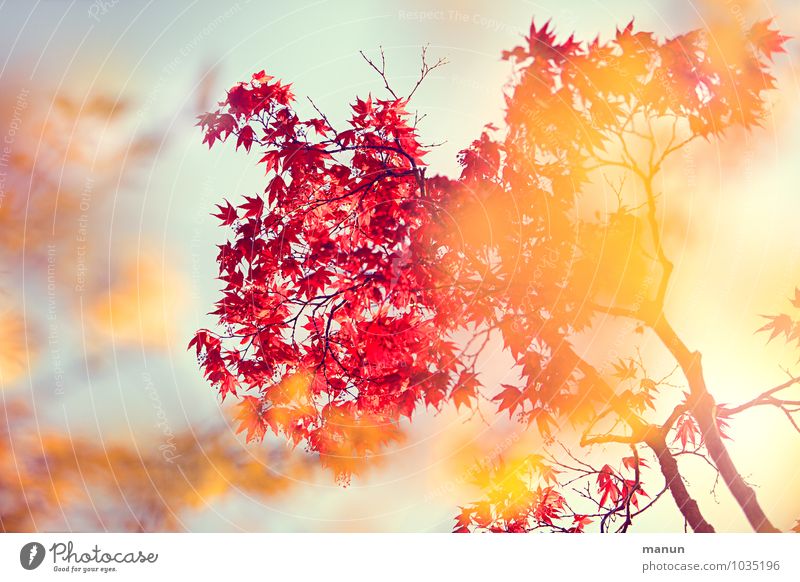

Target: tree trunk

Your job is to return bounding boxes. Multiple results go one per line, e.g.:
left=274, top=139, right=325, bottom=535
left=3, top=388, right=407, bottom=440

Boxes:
left=652, top=316, right=779, bottom=533
left=646, top=432, right=715, bottom=532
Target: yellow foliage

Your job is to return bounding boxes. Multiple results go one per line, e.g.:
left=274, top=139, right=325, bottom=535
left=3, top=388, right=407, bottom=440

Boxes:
left=0, top=310, right=35, bottom=386
left=88, top=252, right=186, bottom=348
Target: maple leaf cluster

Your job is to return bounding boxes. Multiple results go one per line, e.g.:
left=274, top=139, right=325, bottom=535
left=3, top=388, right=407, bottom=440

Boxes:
left=193, top=70, right=474, bottom=480
left=453, top=453, right=652, bottom=533
left=503, top=19, right=787, bottom=138
left=453, top=455, right=570, bottom=533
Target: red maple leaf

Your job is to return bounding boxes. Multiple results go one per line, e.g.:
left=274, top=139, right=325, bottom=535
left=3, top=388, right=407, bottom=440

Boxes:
left=211, top=200, right=238, bottom=226
left=239, top=194, right=264, bottom=219
left=672, top=412, right=700, bottom=450
left=493, top=385, right=523, bottom=417
left=236, top=125, right=256, bottom=152
left=572, top=514, right=593, bottom=531
left=234, top=396, right=267, bottom=443
left=597, top=464, right=620, bottom=507
left=748, top=19, right=789, bottom=61
left=757, top=313, right=794, bottom=343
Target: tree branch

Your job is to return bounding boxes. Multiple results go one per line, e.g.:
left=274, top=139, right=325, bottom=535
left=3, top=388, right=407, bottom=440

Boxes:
left=359, top=46, right=399, bottom=100
left=580, top=432, right=639, bottom=446
left=407, top=45, right=447, bottom=100
left=651, top=316, right=779, bottom=532
left=641, top=175, right=673, bottom=310
left=724, top=374, right=800, bottom=416
left=645, top=431, right=715, bottom=532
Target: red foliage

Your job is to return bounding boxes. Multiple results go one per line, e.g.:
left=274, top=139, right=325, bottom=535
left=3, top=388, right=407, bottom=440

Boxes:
left=192, top=18, right=785, bottom=510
